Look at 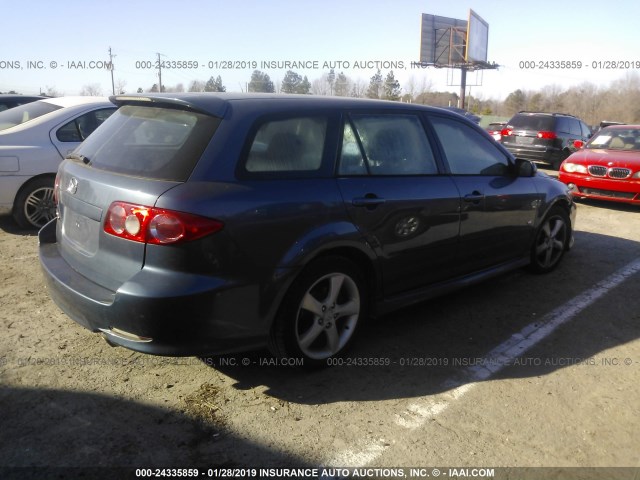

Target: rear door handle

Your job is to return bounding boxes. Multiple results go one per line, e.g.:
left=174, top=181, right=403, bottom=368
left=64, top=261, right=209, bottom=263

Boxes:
left=352, top=196, right=386, bottom=207
left=463, top=191, right=485, bottom=203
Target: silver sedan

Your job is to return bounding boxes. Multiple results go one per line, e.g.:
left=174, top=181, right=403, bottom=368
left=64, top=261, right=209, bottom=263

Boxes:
left=0, top=96, right=116, bottom=228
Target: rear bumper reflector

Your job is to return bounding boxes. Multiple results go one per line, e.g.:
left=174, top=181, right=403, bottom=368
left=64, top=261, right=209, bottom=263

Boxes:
left=99, top=327, right=153, bottom=343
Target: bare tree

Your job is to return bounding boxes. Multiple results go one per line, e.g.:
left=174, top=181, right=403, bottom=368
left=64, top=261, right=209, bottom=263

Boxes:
left=44, top=86, right=61, bottom=97
left=350, top=79, right=367, bottom=98
left=115, top=78, right=127, bottom=95
left=188, top=80, right=206, bottom=92
left=539, top=84, right=565, bottom=112
left=333, top=72, right=351, bottom=96
left=80, top=84, right=103, bottom=96
left=413, top=77, right=433, bottom=104
left=311, top=75, right=330, bottom=95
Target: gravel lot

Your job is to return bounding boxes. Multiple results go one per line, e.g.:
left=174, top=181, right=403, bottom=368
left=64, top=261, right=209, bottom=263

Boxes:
left=1, top=194, right=639, bottom=478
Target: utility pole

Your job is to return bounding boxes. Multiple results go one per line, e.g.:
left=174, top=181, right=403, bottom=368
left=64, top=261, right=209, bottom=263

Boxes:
left=157, top=53, right=163, bottom=93
left=108, top=47, right=116, bottom=95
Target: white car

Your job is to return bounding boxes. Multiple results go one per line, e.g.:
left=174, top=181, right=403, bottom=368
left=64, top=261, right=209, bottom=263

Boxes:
left=0, top=97, right=116, bottom=228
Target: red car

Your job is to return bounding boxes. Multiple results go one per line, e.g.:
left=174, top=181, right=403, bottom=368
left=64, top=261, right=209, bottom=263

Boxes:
left=486, top=121, right=506, bottom=141
left=558, top=125, right=640, bottom=205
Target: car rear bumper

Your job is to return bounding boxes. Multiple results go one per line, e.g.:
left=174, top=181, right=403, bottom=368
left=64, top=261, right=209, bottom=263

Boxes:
left=38, top=219, right=270, bottom=356
left=502, top=144, right=562, bottom=164
left=558, top=173, right=640, bottom=204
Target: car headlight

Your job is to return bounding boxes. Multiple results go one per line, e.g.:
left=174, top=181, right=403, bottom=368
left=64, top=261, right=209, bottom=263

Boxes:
left=632, top=171, right=640, bottom=179
left=562, top=162, right=587, bottom=174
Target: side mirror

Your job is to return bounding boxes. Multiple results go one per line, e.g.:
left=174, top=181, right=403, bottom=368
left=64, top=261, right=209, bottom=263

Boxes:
left=573, top=140, right=585, bottom=149
left=514, top=158, right=537, bottom=177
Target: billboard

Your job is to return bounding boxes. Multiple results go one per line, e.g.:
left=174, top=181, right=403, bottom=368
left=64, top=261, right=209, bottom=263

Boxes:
left=419, top=14, right=468, bottom=66
left=420, top=10, right=490, bottom=66
left=466, top=10, right=489, bottom=63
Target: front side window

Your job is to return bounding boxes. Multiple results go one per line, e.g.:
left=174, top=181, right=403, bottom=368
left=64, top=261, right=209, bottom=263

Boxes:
left=245, top=117, right=327, bottom=173
left=339, top=114, right=438, bottom=176
left=430, top=116, right=510, bottom=175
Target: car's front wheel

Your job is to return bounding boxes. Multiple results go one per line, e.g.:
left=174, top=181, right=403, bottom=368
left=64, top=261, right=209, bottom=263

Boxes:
left=529, top=207, right=570, bottom=273
left=13, top=176, right=56, bottom=229
left=269, top=256, right=367, bottom=368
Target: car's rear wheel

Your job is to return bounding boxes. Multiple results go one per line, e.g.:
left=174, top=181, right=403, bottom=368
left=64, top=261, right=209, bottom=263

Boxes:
left=529, top=207, right=570, bottom=273
left=13, top=176, right=56, bottom=229
left=269, top=256, right=366, bottom=368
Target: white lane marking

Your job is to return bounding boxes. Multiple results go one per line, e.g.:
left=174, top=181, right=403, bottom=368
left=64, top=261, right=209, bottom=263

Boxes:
left=326, top=442, right=388, bottom=468
left=323, top=257, right=640, bottom=468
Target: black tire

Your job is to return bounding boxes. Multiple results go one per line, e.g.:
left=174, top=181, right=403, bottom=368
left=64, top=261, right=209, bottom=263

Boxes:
left=269, top=256, right=367, bottom=368
left=528, top=207, right=570, bottom=274
left=12, top=176, right=56, bottom=229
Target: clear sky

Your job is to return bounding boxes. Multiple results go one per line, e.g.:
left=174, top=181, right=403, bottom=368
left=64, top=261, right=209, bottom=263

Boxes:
left=2, top=0, right=639, bottom=101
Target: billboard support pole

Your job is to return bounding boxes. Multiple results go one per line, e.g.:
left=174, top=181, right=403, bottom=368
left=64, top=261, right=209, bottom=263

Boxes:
left=459, top=68, right=467, bottom=109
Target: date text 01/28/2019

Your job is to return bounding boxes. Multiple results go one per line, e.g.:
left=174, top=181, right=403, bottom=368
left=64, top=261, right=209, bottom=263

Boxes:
left=519, top=60, right=640, bottom=69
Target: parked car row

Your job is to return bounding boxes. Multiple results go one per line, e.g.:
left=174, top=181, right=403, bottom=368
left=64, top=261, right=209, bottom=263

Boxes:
left=0, top=97, right=116, bottom=228
left=497, top=110, right=639, bottom=205
left=39, top=93, right=576, bottom=365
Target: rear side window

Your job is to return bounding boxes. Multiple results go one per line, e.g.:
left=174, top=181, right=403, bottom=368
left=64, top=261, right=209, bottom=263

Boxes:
left=74, top=105, right=220, bottom=181
left=244, top=117, right=327, bottom=173
left=56, top=108, right=115, bottom=142
left=430, top=116, right=510, bottom=175
left=555, top=117, right=572, bottom=134
left=568, top=118, right=582, bottom=136
left=339, top=114, right=438, bottom=175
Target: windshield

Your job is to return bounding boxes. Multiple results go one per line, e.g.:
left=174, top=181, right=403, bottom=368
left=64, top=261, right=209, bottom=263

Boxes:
left=0, top=101, right=62, bottom=131
left=586, top=128, right=640, bottom=150
left=73, top=105, right=220, bottom=181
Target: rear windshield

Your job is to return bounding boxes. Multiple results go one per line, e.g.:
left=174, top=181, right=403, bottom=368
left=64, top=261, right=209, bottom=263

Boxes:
left=0, top=101, right=62, bottom=131
left=74, top=105, right=220, bottom=181
left=507, top=115, right=555, bottom=131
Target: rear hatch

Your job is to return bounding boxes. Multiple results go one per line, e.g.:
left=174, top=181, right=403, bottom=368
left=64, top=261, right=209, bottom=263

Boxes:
left=502, top=114, right=557, bottom=149
left=56, top=100, right=222, bottom=291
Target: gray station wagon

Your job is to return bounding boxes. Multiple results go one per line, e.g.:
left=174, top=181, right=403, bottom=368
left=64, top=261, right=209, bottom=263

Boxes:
left=39, top=93, right=576, bottom=367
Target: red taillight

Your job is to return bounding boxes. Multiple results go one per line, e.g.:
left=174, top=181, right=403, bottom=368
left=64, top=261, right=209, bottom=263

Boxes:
left=537, top=131, right=557, bottom=139
left=500, top=128, right=512, bottom=136
left=104, top=202, right=223, bottom=244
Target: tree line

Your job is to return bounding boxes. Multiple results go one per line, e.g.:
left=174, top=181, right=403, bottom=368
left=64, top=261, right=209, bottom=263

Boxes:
left=69, top=70, right=640, bottom=126
left=472, top=73, right=640, bottom=125
left=136, top=68, right=403, bottom=100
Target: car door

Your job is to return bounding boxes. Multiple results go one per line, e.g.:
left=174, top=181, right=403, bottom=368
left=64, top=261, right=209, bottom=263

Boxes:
left=427, top=114, right=540, bottom=274
left=49, top=107, right=116, bottom=158
left=336, top=112, right=461, bottom=296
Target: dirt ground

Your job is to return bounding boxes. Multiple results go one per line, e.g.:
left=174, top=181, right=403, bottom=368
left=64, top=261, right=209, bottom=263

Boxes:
left=1, top=195, right=639, bottom=479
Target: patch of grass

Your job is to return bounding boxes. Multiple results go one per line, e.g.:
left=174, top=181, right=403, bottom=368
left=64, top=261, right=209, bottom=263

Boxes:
left=183, top=383, right=227, bottom=429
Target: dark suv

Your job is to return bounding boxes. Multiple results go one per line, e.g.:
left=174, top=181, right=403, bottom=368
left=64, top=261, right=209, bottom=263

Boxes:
left=500, top=112, right=591, bottom=169
left=39, top=94, right=576, bottom=366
